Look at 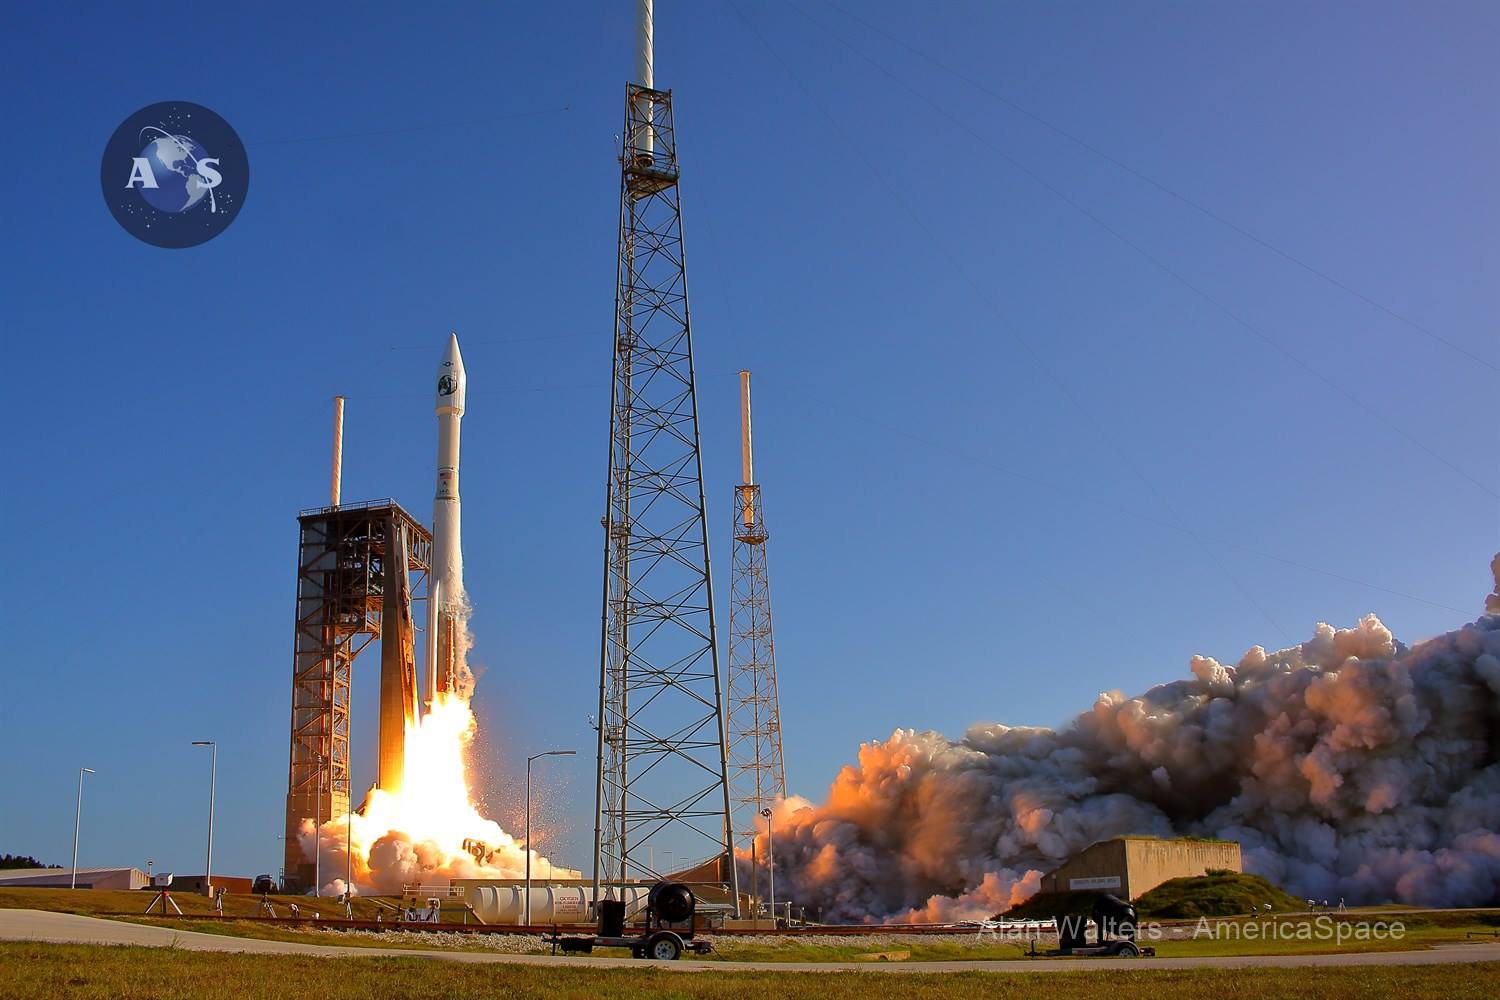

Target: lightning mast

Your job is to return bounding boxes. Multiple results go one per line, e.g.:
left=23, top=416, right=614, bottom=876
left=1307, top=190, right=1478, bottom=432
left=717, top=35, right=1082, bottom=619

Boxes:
left=726, top=371, right=788, bottom=900
left=593, top=0, right=738, bottom=909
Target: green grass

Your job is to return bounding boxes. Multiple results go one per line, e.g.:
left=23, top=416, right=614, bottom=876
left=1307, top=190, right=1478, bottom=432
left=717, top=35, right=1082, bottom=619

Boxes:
left=105, top=918, right=546, bottom=952
left=88, top=919, right=1500, bottom=964
left=8, top=887, right=1499, bottom=966
left=0, top=887, right=480, bottom=924
left=1136, top=872, right=1305, bottom=918
left=700, top=938, right=1038, bottom=963
left=1, top=942, right=1497, bottom=999
left=704, top=919, right=1500, bottom=963
left=1148, top=920, right=1494, bottom=958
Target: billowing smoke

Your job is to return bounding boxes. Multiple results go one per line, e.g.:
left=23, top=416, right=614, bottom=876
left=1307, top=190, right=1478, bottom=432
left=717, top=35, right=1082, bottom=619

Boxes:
left=300, top=804, right=576, bottom=896
left=1488, top=553, right=1500, bottom=615
left=759, top=563, right=1500, bottom=922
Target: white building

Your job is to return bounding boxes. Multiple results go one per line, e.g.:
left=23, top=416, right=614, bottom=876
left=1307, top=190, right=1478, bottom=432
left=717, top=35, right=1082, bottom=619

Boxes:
left=0, top=867, right=148, bottom=890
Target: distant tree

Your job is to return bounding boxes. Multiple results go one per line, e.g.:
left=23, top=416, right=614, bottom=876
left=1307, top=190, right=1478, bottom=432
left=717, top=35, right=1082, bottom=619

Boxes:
left=0, top=854, right=60, bottom=870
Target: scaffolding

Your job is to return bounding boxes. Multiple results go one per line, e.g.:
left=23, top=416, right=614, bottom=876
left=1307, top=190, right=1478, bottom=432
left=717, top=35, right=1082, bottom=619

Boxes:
left=282, top=499, right=430, bottom=892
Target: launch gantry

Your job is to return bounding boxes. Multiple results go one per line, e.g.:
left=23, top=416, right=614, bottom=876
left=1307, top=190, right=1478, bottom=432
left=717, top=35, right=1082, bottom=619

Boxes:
left=282, top=499, right=429, bottom=892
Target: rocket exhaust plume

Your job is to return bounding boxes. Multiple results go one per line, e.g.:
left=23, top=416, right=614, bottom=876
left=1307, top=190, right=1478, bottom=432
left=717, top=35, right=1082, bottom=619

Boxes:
left=755, top=557, right=1500, bottom=922
left=303, top=693, right=578, bottom=895
left=300, top=334, right=579, bottom=895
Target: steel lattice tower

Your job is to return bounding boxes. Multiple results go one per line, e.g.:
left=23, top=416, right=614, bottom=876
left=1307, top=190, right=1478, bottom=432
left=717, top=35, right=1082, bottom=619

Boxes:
left=283, top=500, right=430, bottom=891
left=726, top=372, right=788, bottom=904
left=592, top=13, right=738, bottom=909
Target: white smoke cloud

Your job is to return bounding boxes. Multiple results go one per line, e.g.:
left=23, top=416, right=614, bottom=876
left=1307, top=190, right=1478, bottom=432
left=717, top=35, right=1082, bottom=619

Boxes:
left=760, top=592, right=1500, bottom=922
left=299, top=803, right=579, bottom=896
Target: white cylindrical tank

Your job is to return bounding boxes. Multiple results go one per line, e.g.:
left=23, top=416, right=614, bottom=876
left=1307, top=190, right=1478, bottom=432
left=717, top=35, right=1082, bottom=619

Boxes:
left=469, top=885, right=651, bottom=925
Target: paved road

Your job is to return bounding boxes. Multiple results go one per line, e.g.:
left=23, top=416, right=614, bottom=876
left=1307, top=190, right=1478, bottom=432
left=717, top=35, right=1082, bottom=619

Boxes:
left=3, top=909, right=1498, bottom=974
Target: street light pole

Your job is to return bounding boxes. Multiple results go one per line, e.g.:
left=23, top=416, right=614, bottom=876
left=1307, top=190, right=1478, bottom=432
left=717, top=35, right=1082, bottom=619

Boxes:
left=71, top=768, right=95, bottom=889
left=525, top=749, right=576, bottom=926
left=760, top=807, right=775, bottom=926
left=192, top=742, right=217, bottom=896
left=314, top=753, right=323, bottom=898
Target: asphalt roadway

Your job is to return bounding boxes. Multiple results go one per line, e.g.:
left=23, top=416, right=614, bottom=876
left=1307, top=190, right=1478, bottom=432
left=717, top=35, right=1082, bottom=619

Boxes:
left=3, top=909, right=1499, bottom=974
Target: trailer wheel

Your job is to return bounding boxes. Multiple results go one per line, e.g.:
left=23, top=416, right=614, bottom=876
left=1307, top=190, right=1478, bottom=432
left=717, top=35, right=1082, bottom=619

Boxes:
left=646, top=932, right=683, bottom=961
left=1116, top=942, right=1140, bottom=958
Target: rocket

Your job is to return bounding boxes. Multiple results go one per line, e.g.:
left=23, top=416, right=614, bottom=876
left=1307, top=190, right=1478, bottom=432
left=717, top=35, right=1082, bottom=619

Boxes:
left=427, top=332, right=466, bottom=701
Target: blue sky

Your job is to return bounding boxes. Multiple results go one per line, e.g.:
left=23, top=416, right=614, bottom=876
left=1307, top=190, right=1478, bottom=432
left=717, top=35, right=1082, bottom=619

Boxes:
left=2, top=1, right=1495, bottom=881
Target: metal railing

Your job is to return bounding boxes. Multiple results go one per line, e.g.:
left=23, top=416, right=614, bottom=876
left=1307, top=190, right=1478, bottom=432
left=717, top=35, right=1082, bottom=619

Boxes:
left=299, top=497, right=401, bottom=517
left=402, top=884, right=465, bottom=898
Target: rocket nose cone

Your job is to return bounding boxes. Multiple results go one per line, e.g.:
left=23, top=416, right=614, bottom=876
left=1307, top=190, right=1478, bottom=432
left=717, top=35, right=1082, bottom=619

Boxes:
left=436, top=332, right=467, bottom=412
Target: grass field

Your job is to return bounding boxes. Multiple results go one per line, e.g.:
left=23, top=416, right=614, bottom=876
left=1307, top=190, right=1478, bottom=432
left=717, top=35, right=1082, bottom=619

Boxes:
left=0, top=887, right=406, bottom=922
left=5, top=888, right=1498, bottom=965
left=55, top=918, right=1499, bottom=965
left=0, top=886, right=496, bottom=930
left=701, top=920, right=1500, bottom=963
left=1, top=942, right=1497, bottom=999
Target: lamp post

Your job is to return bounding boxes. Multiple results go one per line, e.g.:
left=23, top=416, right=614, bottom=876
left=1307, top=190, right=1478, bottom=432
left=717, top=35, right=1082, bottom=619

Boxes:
left=760, top=807, right=775, bottom=926
left=191, top=742, right=217, bottom=896
left=71, top=768, right=95, bottom=889
left=524, top=749, right=575, bottom=926
left=314, top=753, right=323, bottom=897
left=346, top=791, right=353, bottom=904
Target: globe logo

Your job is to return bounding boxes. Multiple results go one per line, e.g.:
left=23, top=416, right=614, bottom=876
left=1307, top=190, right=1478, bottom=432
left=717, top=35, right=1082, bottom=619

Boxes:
left=133, top=130, right=222, bottom=214
left=101, top=101, right=249, bottom=248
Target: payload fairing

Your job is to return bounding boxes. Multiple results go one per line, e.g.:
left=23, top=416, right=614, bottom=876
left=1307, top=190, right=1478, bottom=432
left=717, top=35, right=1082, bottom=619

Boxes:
left=427, top=333, right=467, bottom=700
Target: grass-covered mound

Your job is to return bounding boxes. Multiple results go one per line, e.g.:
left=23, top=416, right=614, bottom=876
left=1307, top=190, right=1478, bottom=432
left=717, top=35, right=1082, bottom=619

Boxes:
left=998, top=870, right=1302, bottom=921
left=1135, top=870, right=1303, bottom=918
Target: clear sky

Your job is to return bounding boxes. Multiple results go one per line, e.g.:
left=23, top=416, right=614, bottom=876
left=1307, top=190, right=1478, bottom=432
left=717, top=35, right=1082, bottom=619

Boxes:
left=2, top=2, right=1495, bottom=882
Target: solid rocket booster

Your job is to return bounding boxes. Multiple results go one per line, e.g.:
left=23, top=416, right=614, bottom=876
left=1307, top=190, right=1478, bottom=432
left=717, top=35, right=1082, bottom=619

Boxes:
left=427, top=333, right=466, bottom=701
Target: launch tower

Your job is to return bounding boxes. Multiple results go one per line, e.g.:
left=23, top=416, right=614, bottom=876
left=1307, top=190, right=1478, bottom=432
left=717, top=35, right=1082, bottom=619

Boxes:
left=593, top=0, right=738, bottom=909
left=725, top=371, right=788, bottom=896
left=283, top=500, right=430, bottom=891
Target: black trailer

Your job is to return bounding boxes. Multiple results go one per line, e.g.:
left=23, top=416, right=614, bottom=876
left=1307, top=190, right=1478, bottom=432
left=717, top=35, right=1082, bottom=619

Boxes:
left=553, top=882, right=713, bottom=961
left=1051, top=893, right=1156, bottom=958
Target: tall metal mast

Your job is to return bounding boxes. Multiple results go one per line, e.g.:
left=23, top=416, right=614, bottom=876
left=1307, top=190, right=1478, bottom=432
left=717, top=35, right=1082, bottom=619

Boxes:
left=593, top=0, right=738, bottom=910
left=726, top=371, right=788, bottom=888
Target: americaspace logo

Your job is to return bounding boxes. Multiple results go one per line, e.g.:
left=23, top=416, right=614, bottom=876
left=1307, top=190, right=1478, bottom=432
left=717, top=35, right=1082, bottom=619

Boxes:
left=101, top=101, right=249, bottom=248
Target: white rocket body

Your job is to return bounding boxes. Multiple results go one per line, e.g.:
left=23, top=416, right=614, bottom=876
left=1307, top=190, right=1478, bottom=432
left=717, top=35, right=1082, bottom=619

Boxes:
left=427, top=333, right=466, bottom=701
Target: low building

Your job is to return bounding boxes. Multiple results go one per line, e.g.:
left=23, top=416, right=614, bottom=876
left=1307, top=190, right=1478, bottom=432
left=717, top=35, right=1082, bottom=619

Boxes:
left=1038, top=837, right=1242, bottom=901
left=167, top=875, right=254, bottom=895
left=0, top=867, right=148, bottom=890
